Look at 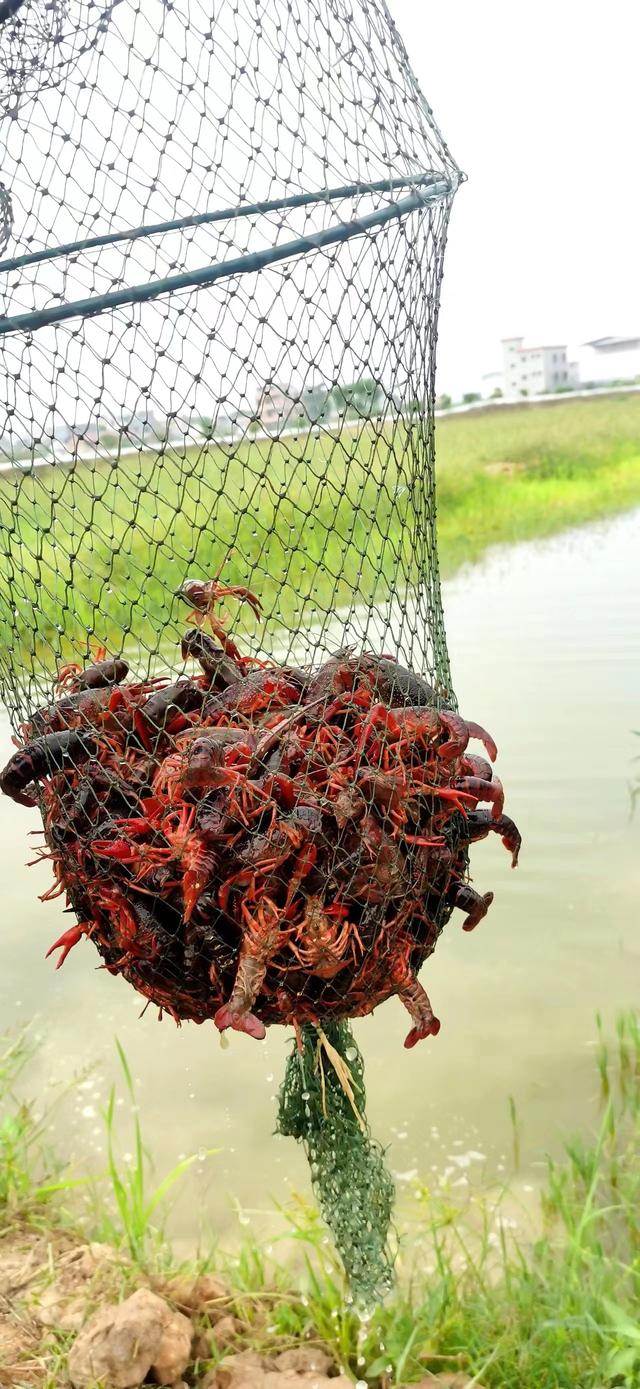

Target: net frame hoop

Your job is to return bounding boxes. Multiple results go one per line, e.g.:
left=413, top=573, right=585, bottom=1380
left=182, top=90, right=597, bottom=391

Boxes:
left=0, top=174, right=458, bottom=337
left=0, top=171, right=459, bottom=277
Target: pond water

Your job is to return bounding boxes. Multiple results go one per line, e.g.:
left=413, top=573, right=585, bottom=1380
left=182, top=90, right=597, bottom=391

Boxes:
left=1, top=508, right=638, bottom=1254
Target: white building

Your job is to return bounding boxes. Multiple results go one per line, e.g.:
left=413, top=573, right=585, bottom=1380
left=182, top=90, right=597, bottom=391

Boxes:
left=501, top=338, right=578, bottom=398
left=255, top=385, right=304, bottom=434
left=574, top=336, right=640, bottom=386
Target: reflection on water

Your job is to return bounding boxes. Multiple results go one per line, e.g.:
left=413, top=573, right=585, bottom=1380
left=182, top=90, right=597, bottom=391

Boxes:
left=1, top=509, right=638, bottom=1253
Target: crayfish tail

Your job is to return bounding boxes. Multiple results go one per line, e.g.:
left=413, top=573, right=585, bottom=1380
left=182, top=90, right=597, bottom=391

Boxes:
left=398, top=976, right=441, bottom=1048
left=214, top=1004, right=266, bottom=1041
left=214, top=944, right=268, bottom=1041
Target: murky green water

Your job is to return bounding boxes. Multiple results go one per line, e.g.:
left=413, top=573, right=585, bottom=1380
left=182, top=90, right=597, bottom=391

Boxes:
left=1, top=509, right=638, bottom=1253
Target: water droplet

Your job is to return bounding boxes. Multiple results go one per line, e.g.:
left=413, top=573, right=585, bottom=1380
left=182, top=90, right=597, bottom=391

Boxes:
left=197, top=1147, right=207, bottom=1161
left=346, top=1046, right=357, bottom=1061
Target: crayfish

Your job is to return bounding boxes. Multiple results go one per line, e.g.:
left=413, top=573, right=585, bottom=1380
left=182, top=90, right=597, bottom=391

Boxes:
left=0, top=576, right=521, bottom=1048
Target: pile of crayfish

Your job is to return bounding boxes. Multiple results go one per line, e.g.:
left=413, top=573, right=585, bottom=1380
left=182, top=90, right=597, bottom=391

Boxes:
left=0, top=580, right=520, bottom=1045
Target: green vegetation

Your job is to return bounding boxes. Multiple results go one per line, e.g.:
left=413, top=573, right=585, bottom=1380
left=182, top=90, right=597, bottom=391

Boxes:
left=1, top=1013, right=639, bottom=1386
left=0, top=393, right=639, bottom=666
left=102, top=1039, right=218, bottom=1265
left=435, top=393, right=640, bottom=574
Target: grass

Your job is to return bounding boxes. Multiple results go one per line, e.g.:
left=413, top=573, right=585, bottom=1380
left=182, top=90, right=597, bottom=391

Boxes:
left=434, top=393, right=640, bottom=573
left=1, top=1011, right=639, bottom=1386
left=100, top=1039, right=219, bottom=1265
left=0, top=393, right=639, bottom=672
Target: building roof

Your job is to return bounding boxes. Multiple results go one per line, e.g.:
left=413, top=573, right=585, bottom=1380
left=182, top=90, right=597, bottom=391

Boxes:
left=503, top=339, right=567, bottom=354
left=584, top=336, right=640, bottom=351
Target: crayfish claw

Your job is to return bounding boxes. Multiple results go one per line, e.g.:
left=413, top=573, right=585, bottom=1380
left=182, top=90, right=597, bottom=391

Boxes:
left=437, top=711, right=469, bottom=761
left=464, top=720, right=498, bottom=763
left=449, top=882, right=494, bottom=931
left=45, top=923, right=86, bottom=968
left=455, top=775, right=504, bottom=820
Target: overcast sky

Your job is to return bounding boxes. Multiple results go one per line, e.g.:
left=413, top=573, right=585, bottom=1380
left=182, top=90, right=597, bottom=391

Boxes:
left=2, top=0, right=637, bottom=430
left=391, top=0, right=640, bottom=396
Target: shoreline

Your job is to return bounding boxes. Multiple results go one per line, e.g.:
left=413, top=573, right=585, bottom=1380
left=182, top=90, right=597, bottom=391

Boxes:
left=2, top=394, right=640, bottom=661
left=433, top=394, right=640, bottom=576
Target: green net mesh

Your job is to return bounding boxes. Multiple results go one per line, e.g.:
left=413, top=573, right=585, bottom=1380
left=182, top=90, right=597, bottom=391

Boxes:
left=277, top=1020, right=395, bottom=1306
left=0, top=0, right=523, bottom=1308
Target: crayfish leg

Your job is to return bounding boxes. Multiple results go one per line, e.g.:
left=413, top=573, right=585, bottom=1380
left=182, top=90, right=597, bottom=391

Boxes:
left=455, top=775, right=505, bottom=820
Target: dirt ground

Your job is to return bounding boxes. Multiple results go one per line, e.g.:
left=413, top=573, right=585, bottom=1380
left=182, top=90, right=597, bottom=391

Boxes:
left=0, top=1223, right=481, bottom=1389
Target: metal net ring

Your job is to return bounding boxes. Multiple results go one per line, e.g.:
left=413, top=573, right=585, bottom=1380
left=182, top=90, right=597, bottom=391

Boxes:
left=0, top=179, right=12, bottom=252
left=0, top=0, right=118, bottom=114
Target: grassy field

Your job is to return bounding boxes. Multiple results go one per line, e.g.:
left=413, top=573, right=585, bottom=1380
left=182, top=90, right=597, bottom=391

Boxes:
left=1, top=1013, right=639, bottom=1387
left=435, top=392, right=640, bottom=572
left=0, top=393, right=639, bottom=668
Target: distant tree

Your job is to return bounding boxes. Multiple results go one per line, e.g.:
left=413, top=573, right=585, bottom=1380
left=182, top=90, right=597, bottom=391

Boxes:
left=436, top=393, right=452, bottom=410
left=331, top=377, right=385, bottom=419
left=327, top=384, right=347, bottom=415
left=302, top=383, right=331, bottom=423
left=98, top=429, right=120, bottom=450
left=156, top=415, right=181, bottom=444
left=354, top=377, right=386, bottom=417
left=490, top=387, right=503, bottom=399
left=198, top=415, right=238, bottom=439
left=462, top=391, right=481, bottom=405
left=290, top=403, right=309, bottom=430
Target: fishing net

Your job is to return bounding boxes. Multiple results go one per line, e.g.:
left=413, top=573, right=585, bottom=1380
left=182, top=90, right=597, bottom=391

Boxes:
left=277, top=1021, right=396, bottom=1299
left=0, top=0, right=521, bottom=1304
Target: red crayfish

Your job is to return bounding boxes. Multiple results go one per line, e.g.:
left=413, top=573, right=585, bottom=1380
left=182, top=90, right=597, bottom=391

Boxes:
left=0, top=577, right=521, bottom=1048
